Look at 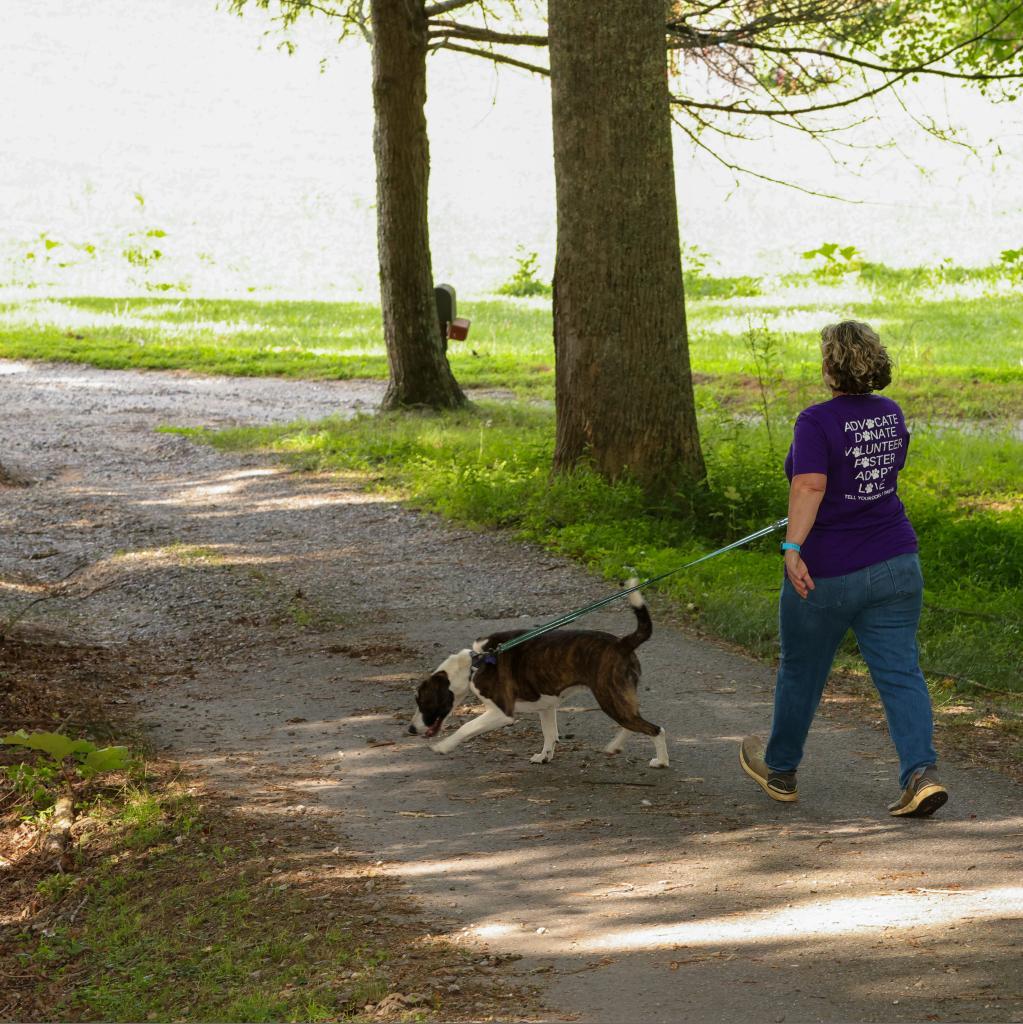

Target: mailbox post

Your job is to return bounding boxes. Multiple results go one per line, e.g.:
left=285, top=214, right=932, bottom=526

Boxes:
left=434, top=283, right=470, bottom=351
left=434, top=283, right=456, bottom=353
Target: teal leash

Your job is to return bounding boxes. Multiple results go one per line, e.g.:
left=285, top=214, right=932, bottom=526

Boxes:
left=495, top=516, right=789, bottom=654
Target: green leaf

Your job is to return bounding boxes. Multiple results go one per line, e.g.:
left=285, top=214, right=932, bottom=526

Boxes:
left=79, top=746, right=131, bottom=776
left=2, top=731, right=96, bottom=761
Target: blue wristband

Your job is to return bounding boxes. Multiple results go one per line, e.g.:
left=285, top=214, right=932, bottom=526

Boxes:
left=780, top=541, right=801, bottom=554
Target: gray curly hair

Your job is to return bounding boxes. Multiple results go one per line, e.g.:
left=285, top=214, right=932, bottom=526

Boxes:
left=820, top=320, right=892, bottom=394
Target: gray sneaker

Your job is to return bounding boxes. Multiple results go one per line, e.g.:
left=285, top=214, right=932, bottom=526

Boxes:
left=888, top=766, right=948, bottom=818
left=740, top=736, right=798, bottom=802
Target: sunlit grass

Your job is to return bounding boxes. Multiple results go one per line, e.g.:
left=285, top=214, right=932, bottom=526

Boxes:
left=1, top=271, right=1021, bottom=415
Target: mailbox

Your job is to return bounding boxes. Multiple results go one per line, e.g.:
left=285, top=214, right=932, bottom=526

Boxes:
left=447, top=317, right=470, bottom=341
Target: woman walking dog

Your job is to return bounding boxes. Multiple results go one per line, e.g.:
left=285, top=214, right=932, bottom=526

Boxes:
left=741, top=320, right=948, bottom=817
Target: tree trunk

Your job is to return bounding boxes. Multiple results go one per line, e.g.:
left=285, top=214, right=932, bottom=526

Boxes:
left=547, top=0, right=705, bottom=493
left=370, top=0, right=467, bottom=410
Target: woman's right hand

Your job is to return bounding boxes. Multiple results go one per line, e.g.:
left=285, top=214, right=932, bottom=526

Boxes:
left=784, top=550, right=816, bottom=599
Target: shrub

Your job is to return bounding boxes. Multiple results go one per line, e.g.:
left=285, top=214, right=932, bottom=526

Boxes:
left=801, top=242, right=864, bottom=279
left=497, top=248, right=551, bottom=297
left=1000, top=247, right=1023, bottom=282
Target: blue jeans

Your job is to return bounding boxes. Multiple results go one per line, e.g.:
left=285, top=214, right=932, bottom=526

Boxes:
left=765, top=552, right=937, bottom=789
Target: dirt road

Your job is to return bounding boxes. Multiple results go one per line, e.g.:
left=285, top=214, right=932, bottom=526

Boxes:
left=2, top=359, right=1021, bottom=1023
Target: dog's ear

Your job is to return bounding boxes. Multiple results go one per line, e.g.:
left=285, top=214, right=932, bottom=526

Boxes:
left=417, top=669, right=450, bottom=699
left=416, top=670, right=454, bottom=726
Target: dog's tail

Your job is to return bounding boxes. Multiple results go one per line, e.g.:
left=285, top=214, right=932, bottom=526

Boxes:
left=619, top=577, right=652, bottom=652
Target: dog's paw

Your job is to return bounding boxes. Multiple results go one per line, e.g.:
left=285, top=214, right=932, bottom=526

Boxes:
left=648, top=757, right=669, bottom=769
left=604, top=744, right=624, bottom=756
left=430, top=741, right=454, bottom=755
left=530, top=750, right=554, bottom=764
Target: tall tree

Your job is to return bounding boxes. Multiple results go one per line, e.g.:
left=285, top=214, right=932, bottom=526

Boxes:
left=230, top=0, right=546, bottom=410
left=547, top=0, right=705, bottom=492
left=370, top=0, right=465, bottom=409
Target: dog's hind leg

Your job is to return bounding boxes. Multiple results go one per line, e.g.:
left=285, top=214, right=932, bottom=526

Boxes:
left=593, top=688, right=669, bottom=769
left=604, top=728, right=630, bottom=756
left=648, top=727, right=669, bottom=769
left=531, top=707, right=559, bottom=764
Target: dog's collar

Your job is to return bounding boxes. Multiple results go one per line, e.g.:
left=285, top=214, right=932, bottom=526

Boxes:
left=469, top=649, right=498, bottom=679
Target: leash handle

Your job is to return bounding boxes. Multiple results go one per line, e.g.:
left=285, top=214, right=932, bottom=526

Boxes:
left=495, top=517, right=788, bottom=654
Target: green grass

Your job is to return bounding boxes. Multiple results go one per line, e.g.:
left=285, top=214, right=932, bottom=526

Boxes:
left=12, top=783, right=411, bottom=1022
left=0, top=295, right=555, bottom=392
left=178, top=399, right=1023, bottom=696
left=1, top=268, right=1021, bottom=416
left=3, top=691, right=517, bottom=1022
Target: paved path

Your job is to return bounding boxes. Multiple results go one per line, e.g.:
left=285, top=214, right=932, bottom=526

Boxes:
left=2, top=360, right=1021, bottom=1023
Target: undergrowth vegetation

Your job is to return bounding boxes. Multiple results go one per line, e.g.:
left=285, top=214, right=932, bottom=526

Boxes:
left=5, top=771, right=510, bottom=1022
left=0, top=638, right=528, bottom=1022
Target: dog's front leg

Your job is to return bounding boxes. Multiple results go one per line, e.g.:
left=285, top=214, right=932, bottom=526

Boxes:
left=431, top=705, right=513, bottom=755
left=530, top=707, right=559, bottom=764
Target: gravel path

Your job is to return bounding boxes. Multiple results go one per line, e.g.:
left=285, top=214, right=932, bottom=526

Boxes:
left=2, top=359, right=1021, bottom=1023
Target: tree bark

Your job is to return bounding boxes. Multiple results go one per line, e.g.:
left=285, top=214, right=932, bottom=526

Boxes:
left=370, top=0, right=467, bottom=410
left=548, top=0, right=705, bottom=493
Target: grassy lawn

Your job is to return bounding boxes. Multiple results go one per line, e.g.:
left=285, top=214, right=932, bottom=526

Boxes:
left=4, top=768, right=530, bottom=1022
left=2, top=269, right=1021, bottom=417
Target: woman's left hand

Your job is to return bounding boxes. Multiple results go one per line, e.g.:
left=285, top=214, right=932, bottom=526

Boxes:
left=784, top=550, right=816, bottom=599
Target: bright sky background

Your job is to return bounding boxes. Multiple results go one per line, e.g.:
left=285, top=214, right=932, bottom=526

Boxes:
left=2, top=0, right=1022, bottom=297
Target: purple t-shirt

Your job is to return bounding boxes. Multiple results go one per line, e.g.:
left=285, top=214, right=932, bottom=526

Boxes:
left=784, top=394, right=918, bottom=578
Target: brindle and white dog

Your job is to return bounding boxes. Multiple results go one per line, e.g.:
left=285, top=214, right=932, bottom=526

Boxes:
left=409, top=583, right=669, bottom=768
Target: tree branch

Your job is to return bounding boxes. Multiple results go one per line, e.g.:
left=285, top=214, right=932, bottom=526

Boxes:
left=425, top=0, right=479, bottom=16
left=432, top=40, right=549, bottom=75
left=668, top=0, right=1023, bottom=92
left=671, top=112, right=869, bottom=203
left=674, top=71, right=910, bottom=117
left=703, top=38, right=1023, bottom=84
left=668, top=1, right=874, bottom=50
left=428, top=19, right=547, bottom=46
